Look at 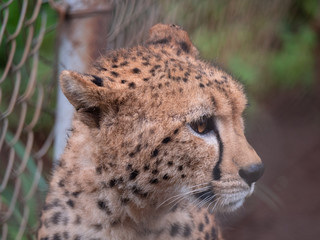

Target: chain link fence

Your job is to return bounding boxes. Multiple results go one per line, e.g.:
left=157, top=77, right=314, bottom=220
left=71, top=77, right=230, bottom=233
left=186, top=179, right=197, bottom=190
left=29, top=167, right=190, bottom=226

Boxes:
left=0, top=0, right=166, bottom=238
left=0, top=0, right=56, bottom=238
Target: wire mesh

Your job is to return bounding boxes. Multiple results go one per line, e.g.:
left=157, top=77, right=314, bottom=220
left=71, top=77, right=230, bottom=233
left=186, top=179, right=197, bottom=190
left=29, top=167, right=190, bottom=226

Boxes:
left=0, top=0, right=57, bottom=238
left=0, top=0, right=166, bottom=239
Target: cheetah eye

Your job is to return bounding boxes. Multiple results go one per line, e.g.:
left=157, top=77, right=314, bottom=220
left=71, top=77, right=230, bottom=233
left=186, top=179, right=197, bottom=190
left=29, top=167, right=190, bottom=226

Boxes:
left=189, top=116, right=216, bottom=135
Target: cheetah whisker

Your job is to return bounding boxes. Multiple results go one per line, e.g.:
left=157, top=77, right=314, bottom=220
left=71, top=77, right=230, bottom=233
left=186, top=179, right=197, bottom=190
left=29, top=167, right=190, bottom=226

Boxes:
left=208, top=195, right=222, bottom=213
left=157, top=185, right=210, bottom=209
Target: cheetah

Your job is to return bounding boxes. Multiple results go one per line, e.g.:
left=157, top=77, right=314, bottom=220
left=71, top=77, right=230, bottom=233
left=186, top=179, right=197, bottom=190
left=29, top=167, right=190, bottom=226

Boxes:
left=38, top=24, right=264, bottom=240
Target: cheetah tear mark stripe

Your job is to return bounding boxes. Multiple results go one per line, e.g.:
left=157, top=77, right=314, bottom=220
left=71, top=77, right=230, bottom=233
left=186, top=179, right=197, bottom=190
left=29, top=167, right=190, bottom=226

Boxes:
left=212, top=125, right=223, bottom=180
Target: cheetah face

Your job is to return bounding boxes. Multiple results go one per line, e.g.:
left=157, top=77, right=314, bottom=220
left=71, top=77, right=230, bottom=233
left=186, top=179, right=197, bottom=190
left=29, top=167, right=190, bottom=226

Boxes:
left=186, top=115, right=263, bottom=212
left=60, top=24, right=263, bottom=214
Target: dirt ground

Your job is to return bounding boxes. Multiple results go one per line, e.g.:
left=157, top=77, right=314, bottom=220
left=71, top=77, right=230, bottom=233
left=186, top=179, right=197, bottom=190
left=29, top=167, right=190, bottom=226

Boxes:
left=222, top=90, right=320, bottom=240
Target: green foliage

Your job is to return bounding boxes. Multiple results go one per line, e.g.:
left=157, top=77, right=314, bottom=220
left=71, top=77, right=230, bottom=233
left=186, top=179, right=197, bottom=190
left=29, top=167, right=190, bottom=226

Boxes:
left=2, top=131, right=48, bottom=239
left=0, top=1, right=57, bottom=238
left=166, top=0, right=319, bottom=94
left=269, top=26, right=316, bottom=89
left=0, top=1, right=58, bottom=131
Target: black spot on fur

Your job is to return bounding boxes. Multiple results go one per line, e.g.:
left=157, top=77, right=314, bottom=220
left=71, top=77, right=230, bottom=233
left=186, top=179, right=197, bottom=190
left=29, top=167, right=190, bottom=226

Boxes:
left=112, top=64, right=118, bottom=68
left=195, top=75, right=202, bottom=80
left=97, top=200, right=112, bottom=215
left=121, top=79, right=127, bottom=84
left=135, top=144, right=141, bottom=153
left=211, top=226, right=217, bottom=239
left=107, top=76, right=115, bottom=82
left=132, top=185, right=148, bottom=198
left=53, top=233, right=61, bottom=240
left=111, top=71, right=119, bottom=77
left=51, top=212, right=61, bottom=225
left=170, top=223, right=180, bottom=237
left=205, top=214, right=210, bottom=224
left=93, top=224, right=103, bottom=230
left=128, top=82, right=136, bottom=89
left=143, top=164, right=150, bottom=171
left=96, top=166, right=102, bottom=175
left=74, top=215, right=81, bottom=225
left=109, top=179, right=117, bottom=188
left=199, top=83, right=205, bottom=88
left=181, top=174, right=186, bottom=178
left=129, top=152, right=135, bottom=158
left=183, top=224, right=192, bottom=237
left=111, top=219, right=121, bottom=226
left=150, top=38, right=169, bottom=45
left=72, top=191, right=81, bottom=198
left=162, top=137, right=171, bottom=144
left=152, top=169, right=158, bottom=175
left=179, top=41, right=190, bottom=53
left=178, top=165, right=183, bottom=171
left=174, top=129, right=179, bottom=134
left=149, top=178, right=159, bottom=184
left=132, top=68, right=141, bottom=74
left=163, top=174, right=170, bottom=180
left=127, top=164, right=133, bottom=170
left=198, top=222, right=204, bottom=232
left=63, top=232, right=69, bottom=239
left=120, top=61, right=129, bottom=66
left=129, top=170, right=139, bottom=180
left=91, top=75, right=103, bottom=87
left=143, top=77, right=150, bottom=82
left=151, top=149, right=159, bottom=158
left=211, top=96, right=217, bottom=108
left=205, top=232, right=210, bottom=240
left=118, top=177, right=124, bottom=184
left=66, top=199, right=74, bottom=208
left=58, top=179, right=65, bottom=187
left=167, top=161, right=173, bottom=166
left=121, top=198, right=130, bottom=205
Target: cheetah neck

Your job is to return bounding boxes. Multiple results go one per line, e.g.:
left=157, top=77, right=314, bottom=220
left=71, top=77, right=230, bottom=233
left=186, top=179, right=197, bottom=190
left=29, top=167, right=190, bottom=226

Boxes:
left=57, top=119, right=186, bottom=232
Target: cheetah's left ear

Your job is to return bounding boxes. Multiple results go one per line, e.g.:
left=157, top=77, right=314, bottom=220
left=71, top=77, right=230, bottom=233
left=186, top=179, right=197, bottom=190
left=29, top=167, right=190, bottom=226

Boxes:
left=60, top=70, right=125, bottom=128
left=146, top=24, right=199, bottom=58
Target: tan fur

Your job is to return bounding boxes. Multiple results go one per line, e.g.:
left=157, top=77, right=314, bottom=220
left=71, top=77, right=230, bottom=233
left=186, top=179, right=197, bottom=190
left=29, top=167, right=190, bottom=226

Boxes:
left=38, top=24, right=262, bottom=240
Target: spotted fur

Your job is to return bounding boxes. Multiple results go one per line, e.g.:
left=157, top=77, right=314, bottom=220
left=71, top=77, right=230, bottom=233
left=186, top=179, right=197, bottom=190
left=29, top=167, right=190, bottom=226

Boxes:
left=38, top=24, right=263, bottom=240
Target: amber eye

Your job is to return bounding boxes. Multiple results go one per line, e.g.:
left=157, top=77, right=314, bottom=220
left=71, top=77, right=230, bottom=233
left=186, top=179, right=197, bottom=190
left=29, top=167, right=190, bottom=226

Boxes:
left=189, top=116, right=216, bottom=135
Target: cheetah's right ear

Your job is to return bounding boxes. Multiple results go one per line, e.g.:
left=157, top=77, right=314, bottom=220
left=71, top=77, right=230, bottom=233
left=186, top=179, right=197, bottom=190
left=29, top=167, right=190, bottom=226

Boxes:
left=60, top=70, right=122, bottom=128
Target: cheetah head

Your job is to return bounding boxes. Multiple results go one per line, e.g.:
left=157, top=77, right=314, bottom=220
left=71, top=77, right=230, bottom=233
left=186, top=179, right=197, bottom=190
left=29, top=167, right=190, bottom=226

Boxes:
left=60, top=24, right=264, bottom=214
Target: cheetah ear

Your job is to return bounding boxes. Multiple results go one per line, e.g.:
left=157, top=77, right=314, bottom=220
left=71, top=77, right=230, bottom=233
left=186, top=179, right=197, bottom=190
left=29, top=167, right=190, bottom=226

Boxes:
left=60, top=70, right=105, bottom=110
left=60, top=70, right=117, bottom=128
left=146, top=23, right=199, bottom=58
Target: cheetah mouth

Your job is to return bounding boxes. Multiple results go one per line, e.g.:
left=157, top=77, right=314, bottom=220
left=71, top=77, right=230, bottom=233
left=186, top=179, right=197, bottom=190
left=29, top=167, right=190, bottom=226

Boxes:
left=193, top=185, right=252, bottom=212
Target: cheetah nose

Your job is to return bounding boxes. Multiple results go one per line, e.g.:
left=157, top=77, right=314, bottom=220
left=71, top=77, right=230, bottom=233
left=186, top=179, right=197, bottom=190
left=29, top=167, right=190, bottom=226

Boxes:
left=239, top=163, right=264, bottom=186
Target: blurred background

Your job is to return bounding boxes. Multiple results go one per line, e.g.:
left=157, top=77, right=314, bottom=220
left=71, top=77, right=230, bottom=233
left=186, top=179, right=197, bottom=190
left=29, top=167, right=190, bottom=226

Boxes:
left=0, top=0, right=319, bottom=239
